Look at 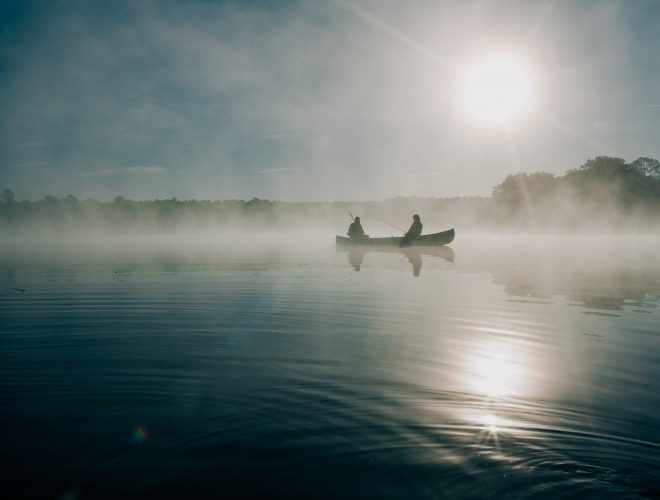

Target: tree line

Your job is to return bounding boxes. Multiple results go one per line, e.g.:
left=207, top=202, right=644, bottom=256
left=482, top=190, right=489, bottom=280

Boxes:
left=490, top=156, right=660, bottom=229
left=1, top=156, right=659, bottom=231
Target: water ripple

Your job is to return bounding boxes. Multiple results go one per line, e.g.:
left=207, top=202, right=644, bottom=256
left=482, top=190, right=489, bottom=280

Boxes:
left=2, top=240, right=660, bottom=498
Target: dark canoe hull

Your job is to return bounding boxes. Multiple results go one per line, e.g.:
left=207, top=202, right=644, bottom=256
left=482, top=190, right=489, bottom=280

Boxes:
left=336, top=228, right=455, bottom=247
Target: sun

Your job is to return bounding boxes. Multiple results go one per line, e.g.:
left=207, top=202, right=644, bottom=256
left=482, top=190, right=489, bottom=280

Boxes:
left=460, top=55, right=533, bottom=126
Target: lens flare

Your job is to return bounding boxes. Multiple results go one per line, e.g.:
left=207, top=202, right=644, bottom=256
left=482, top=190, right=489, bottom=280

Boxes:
left=130, top=425, right=149, bottom=444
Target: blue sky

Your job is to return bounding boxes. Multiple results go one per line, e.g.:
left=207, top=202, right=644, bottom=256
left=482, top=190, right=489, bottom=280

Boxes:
left=1, top=0, right=659, bottom=201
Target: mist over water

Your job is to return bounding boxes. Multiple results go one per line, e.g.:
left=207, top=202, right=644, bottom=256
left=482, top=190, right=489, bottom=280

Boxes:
left=2, top=233, right=659, bottom=498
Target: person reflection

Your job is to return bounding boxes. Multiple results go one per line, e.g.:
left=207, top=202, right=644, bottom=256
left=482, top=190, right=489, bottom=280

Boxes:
left=348, top=248, right=366, bottom=272
left=404, top=249, right=422, bottom=277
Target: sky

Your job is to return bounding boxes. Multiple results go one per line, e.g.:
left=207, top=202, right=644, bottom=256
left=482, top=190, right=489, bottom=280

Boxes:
left=1, top=0, right=659, bottom=201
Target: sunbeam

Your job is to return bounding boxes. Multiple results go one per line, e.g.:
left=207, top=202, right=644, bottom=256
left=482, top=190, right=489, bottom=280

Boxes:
left=334, top=0, right=457, bottom=70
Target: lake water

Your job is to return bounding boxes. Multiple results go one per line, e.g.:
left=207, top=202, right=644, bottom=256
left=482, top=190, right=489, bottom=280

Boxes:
left=2, top=234, right=659, bottom=498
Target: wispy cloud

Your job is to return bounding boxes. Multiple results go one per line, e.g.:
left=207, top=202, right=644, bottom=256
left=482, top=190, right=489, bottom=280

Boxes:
left=401, top=171, right=446, bottom=178
left=261, top=133, right=298, bottom=140
left=83, top=166, right=168, bottom=177
left=14, top=161, right=48, bottom=168
left=257, top=167, right=298, bottom=175
left=14, top=141, right=53, bottom=149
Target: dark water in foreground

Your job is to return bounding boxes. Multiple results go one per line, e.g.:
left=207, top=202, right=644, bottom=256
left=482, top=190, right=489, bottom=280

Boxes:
left=2, top=234, right=660, bottom=499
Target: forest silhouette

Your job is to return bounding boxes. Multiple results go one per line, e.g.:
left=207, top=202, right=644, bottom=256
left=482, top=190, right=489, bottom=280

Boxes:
left=2, top=156, right=659, bottom=231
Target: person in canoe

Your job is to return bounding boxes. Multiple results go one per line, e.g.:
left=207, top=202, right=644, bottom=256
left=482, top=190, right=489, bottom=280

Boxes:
left=400, top=214, right=423, bottom=246
left=347, top=216, right=367, bottom=241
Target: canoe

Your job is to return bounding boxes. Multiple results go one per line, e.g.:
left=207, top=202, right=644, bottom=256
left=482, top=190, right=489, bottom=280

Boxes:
left=336, top=228, right=455, bottom=247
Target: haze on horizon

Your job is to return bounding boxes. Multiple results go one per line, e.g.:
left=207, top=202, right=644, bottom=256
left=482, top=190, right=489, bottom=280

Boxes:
left=1, top=0, right=659, bottom=202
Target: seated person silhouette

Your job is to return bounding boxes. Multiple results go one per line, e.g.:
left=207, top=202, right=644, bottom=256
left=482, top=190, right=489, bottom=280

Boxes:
left=400, top=214, right=423, bottom=246
left=347, top=216, right=367, bottom=241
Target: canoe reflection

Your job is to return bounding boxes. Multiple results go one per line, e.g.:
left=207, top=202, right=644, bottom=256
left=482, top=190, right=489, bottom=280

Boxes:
left=343, top=245, right=455, bottom=275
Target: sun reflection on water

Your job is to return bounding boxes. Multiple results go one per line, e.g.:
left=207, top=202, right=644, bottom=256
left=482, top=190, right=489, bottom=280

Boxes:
left=479, top=413, right=502, bottom=433
left=474, top=413, right=505, bottom=448
left=470, top=345, right=525, bottom=398
left=459, top=335, right=537, bottom=453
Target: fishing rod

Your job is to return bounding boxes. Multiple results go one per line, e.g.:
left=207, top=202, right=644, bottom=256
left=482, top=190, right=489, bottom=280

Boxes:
left=367, top=213, right=407, bottom=235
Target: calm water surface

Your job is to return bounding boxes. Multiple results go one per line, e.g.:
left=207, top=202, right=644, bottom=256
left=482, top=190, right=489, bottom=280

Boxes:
left=2, top=234, right=659, bottom=498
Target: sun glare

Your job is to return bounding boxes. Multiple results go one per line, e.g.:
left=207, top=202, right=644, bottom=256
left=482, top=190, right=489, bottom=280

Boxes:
left=470, top=346, right=523, bottom=398
left=460, top=55, right=533, bottom=126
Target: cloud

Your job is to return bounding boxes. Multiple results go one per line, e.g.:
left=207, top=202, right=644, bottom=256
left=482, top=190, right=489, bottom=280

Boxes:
left=13, top=161, right=48, bottom=168
left=14, top=141, right=53, bottom=149
left=401, top=172, right=447, bottom=178
left=257, top=167, right=298, bottom=175
left=83, top=166, right=168, bottom=177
